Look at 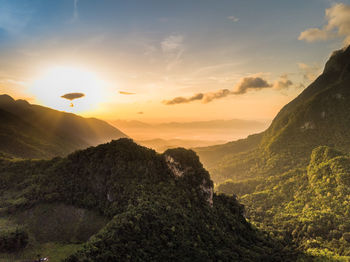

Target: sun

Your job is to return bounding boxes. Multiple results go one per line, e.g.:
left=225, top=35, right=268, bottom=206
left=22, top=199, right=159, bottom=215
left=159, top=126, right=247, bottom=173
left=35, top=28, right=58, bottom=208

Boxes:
left=30, top=66, right=107, bottom=113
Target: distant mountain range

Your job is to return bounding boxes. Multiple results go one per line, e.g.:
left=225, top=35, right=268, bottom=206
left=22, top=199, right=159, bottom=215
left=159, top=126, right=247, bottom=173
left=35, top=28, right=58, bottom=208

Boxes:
left=111, top=119, right=268, bottom=141
left=0, top=94, right=127, bottom=159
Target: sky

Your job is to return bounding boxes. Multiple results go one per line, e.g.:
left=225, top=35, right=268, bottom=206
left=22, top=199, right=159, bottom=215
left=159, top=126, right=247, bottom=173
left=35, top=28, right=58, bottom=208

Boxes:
left=0, top=0, right=350, bottom=122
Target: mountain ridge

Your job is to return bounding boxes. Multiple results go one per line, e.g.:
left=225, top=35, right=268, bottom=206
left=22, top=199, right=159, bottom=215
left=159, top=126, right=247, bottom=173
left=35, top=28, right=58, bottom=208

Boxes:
left=111, top=118, right=268, bottom=141
left=207, top=45, right=350, bottom=258
left=195, top=45, right=350, bottom=183
left=0, top=94, right=127, bottom=159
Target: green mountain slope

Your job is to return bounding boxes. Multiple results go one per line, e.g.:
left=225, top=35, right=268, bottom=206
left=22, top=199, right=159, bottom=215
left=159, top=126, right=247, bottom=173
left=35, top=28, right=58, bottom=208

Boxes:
left=196, top=45, right=350, bottom=183
left=217, top=146, right=350, bottom=258
left=207, top=46, right=350, bottom=259
left=0, top=94, right=127, bottom=159
left=0, top=139, right=301, bottom=261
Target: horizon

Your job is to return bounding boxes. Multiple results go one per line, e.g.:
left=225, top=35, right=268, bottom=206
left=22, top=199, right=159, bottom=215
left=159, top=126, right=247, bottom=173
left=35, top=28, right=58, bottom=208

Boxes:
left=1, top=0, right=350, bottom=124
left=0, top=93, right=271, bottom=141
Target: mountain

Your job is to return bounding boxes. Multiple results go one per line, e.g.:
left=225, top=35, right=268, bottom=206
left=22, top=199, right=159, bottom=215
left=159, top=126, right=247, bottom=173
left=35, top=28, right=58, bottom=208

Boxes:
left=217, top=146, right=350, bottom=259
left=195, top=45, right=350, bottom=183
left=201, top=45, right=350, bottom=258
left=0, top=94, right=127, bottom=159
left=0, top=139, right=301, bottom=261
left=111, top=119, right=268, bottom=141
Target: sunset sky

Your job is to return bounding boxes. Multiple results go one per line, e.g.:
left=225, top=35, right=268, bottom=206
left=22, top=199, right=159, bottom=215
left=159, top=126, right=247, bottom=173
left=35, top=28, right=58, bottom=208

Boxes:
left=1, top=0, right=350, bottom=122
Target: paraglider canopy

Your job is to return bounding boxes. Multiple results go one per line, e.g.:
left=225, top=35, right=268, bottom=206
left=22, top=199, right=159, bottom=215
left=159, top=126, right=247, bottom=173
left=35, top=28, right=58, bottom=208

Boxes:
left=61, top=92, right=85, bottom=107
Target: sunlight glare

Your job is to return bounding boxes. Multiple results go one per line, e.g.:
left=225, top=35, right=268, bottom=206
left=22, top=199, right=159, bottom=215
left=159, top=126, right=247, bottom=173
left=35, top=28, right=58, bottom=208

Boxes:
left=30, top=66, right=107, bottom=113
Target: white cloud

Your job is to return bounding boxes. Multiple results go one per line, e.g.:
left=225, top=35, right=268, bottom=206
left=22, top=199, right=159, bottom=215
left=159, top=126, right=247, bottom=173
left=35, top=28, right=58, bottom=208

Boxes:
left=70, top=0, right=79, bottom=23
left=298, top=28, right=333, bottom=42
left=299, top=3, right=350, bottom=45
left=161, top=35, right=184, bottom=53
left=325, top=3, right=350, bottom=44
left=227, top=16, right=239, bottom=22
left=161, top=34, right=184, bottom=70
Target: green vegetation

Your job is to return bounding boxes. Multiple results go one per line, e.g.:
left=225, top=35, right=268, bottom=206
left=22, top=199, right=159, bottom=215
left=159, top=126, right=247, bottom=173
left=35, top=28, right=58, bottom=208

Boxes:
left=0, top=139, right=302, bottom=261
left=217, top=146, right=350, bottom=258
left=210, top=46, right=350, bottom=259
left=0, top=227, right=28, bottom=253
left=0, top=243, right=82, bottom=262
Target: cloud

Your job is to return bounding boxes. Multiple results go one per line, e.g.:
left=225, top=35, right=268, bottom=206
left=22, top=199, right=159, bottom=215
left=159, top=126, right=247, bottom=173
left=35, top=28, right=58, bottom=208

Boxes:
left=203, top=89, right=231, bottom=103
left=61, top=92, right=85, bottom=101
left=163, top=93, right=203, bottom=105
left=163, top=76, right=279, bottom=105
left=298, top=3, right=350, bottom=45
left=137, top=111, right=144, bottom=115
left=232, top=76, right=272, bottom=94
left=0, top=78, right=26, bottom=86
left=161, top=35, right=184, bottom=52
left=119, top=91, right=136, bottom=95
left=227, top=16, right=239, bottom=22
left=326, top=3, right=350, bottom=44
left=161, top=34, right=184, bottom=70
left=273, top=75, right=293, bottom=90
left=72, top=0, right=79, bottom=22
left=298, top=28, right=333, bottom=42
left=298, top=63, right=321, bottom=82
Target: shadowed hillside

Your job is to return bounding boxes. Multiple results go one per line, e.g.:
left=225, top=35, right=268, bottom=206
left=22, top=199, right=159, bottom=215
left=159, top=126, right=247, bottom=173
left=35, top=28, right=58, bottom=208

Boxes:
left=0, top=95, right=127, bottom=159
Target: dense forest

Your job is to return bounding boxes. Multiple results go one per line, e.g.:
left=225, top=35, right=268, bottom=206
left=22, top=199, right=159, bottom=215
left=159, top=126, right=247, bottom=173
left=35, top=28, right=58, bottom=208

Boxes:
left=0, top=139, right=303, bottom=261
left=217, top=146, right=350, bottom=259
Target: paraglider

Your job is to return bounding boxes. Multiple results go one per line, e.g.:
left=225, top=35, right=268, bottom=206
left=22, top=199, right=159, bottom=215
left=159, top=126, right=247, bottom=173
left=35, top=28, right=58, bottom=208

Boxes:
left=61, top=92, right=85, bottom=107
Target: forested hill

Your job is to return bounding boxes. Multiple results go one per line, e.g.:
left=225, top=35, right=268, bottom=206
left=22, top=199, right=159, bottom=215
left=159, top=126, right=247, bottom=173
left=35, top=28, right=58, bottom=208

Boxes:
left=217, top=146, right=350, bottom=258
left=0, top=139, right=301, bottom=261
left=195, top=45, right=350, bottom=183
left=0, top=94, right=127, bottom=159
left=208, top=45, right=350, bottom=259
